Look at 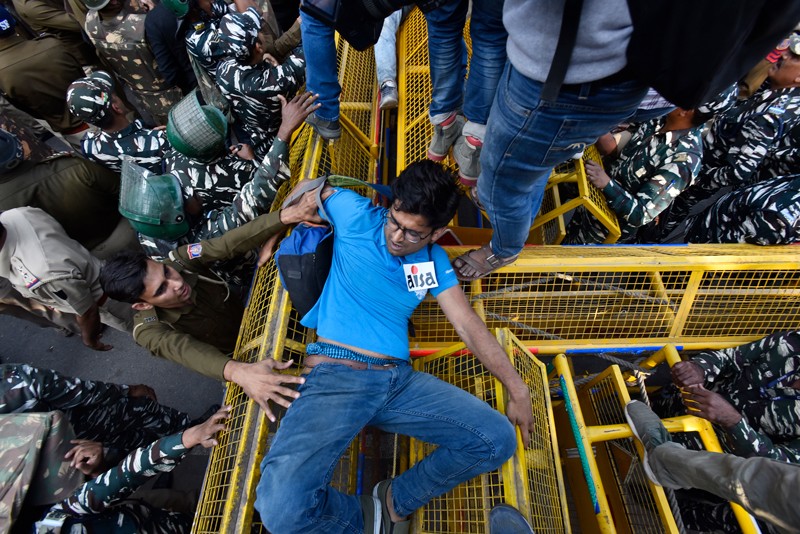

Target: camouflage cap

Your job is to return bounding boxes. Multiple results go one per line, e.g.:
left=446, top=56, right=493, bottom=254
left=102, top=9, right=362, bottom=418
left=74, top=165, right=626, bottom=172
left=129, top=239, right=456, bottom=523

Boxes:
left=0, top=129, right=24, bottom=175
left=66, top=71, right=115, bottom=126
left=0, top=4, right=15, bottom=37
left=218, top=8, right=261, bottom=61
left=788, top=34, right=800, bottom=56
left=696, top=83, right=738, bottom=116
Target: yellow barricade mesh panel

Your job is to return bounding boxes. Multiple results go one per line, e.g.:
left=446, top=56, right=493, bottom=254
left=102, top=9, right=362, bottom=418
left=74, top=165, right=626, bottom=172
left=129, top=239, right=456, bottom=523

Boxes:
left=410, top=334, right=569, bottom=534
left=406, top=246, right=800, bottom=350
left=578, top=370, right=667, bottom=534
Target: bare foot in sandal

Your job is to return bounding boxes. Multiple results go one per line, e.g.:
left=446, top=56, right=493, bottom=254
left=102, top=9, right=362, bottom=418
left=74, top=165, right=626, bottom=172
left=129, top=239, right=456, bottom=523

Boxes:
left=452, top=243, right=518, bottom=281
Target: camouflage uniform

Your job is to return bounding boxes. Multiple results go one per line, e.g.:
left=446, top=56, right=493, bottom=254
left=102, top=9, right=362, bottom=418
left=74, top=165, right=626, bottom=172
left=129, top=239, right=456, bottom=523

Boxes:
left=1, top=363, right=190, bottom=463
left=184, top=0, right=229, bottom=78
left=0, top=411, right=84, bottom=527
left=216, top=9, right=305, bottom=158
left=757, top=123, right=800, bottom=180
left=685, top=174, right=800, bottom=245
left=82, top=119, right=169, bottom=173
left=563, top=119, right=703, bottom=244
left=84, top=8, right=183, bottom=125
left=652, top=331, right=800, bottom=533
left=36, top=431, right=192, bottom=533
left=660, top=85, right=800, bottom=238
left=131, top=211, right=286, bottom=380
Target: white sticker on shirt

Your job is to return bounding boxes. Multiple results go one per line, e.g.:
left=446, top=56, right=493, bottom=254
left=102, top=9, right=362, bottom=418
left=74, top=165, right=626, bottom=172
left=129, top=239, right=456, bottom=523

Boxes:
left=403, top=261, right=439, bottom=297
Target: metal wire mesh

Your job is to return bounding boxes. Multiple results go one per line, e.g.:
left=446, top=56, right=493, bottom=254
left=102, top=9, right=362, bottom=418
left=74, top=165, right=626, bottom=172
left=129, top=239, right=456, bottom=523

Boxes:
left=580, top=369, right=667, bottom=534
left=406, top=245, right=800, bottom=350
left=410, top=333, right=569, bottom=534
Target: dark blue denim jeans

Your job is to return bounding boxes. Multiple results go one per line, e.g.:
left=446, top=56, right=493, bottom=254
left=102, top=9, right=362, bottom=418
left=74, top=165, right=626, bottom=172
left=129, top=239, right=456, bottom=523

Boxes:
left=301, top=12, right=340, bottom=121
left=255, top=362, right=516, bottom=533
left=477, top=62, right=648, bottom=257
left=424, top=0, right=506, bottom=125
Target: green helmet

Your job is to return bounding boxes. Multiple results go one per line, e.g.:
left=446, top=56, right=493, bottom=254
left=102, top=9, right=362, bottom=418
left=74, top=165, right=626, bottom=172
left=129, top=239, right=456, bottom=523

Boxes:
left=80, top=0, right=112, bottom=11
left=167, top=90, right=228, bottom=162
left=119, top=157, right=189, bottom=240
left=162, top=0, right=190, bottom=18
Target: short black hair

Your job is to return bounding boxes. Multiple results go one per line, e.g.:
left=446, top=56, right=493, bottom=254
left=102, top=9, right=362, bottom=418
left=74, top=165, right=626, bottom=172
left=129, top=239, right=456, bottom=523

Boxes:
left=391, top=160, right=461, bottom=229
left=100, top=249, right=149, bottom=303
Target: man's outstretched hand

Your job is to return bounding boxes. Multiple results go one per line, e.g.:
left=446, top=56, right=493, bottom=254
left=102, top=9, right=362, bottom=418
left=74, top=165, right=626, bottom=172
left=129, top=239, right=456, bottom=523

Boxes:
left=182, top=405, right=232, bottom=448
left=224, top=359, right=306, bottom=422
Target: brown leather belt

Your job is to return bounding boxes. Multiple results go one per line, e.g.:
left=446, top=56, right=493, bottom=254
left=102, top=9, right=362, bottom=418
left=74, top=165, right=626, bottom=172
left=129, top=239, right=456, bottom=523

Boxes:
left=302, top=354, right=404, bottom=374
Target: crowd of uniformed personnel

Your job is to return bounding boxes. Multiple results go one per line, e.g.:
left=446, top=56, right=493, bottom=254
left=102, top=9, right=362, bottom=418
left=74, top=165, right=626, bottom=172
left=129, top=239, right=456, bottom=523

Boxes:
left=1, top=0, right=800, bottom=531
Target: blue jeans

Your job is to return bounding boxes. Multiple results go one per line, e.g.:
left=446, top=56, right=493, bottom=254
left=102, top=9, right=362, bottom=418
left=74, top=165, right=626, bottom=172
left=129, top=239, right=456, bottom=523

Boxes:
left=424, top=0, right=506, bottom=126
left=477, top=62, right=647, bottom=258
left=255, top=363, right=516, bottom=533
left=375, top=9, right=404, bottom=84
left=301, top=12, right=340, bottom=121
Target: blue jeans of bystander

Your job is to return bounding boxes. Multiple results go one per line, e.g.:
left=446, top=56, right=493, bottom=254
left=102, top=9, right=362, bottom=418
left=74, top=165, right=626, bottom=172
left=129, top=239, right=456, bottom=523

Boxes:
left=477, top=62, right=647, bottom=258
left=424, top=0, right=506, bottom=126
left=255, top=362, right=517, bottom=533
left=301, top=12, right=340, bottom=122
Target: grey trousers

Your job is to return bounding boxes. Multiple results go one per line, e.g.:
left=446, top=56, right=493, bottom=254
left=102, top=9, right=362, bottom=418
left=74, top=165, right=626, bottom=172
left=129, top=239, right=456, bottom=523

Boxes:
left=652, top=442, right=800, bottom=534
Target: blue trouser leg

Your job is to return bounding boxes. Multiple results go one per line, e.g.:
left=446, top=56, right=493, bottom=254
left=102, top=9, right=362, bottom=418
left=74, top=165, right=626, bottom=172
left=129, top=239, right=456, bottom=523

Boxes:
left=301, top=13, right=340, bottom=121
left=462, top=0, right=507, bottom=128
left=424, top=0, right=468, bottom=124
left=477, top=62, right=647, bottom=258
left=375, top=9, right=403, bottom=84
left=255, top=363, right=516, bottom=533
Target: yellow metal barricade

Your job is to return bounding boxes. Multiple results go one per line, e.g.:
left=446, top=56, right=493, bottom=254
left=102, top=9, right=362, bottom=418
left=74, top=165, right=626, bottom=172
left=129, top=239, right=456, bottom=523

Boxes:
left=550, top=354, right=758, bottom=534
left=407, top=245, right=800, bottom=352
left=410, top=330, right=571, bottom=534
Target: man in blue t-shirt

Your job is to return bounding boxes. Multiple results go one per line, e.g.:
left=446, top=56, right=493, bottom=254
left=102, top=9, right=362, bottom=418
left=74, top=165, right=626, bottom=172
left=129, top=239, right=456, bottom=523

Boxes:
left=254, top=161, right=535, bottom=534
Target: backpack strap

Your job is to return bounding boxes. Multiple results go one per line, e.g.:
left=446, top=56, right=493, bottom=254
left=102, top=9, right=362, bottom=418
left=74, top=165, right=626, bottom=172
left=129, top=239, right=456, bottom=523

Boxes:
left=541, top=0, right=584, bottom=102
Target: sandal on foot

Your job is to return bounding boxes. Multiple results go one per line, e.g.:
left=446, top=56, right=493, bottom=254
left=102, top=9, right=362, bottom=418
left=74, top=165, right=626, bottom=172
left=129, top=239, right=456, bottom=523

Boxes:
left=453, top=244, right=518, bottom=281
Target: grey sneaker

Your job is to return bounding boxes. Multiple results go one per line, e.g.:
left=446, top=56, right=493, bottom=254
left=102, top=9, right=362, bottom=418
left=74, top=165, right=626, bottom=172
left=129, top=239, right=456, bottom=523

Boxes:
left=360, top=495, right=382, bottom=534
left=379, top=80, right=399, bottom=110
left=373, top=480, right=410, bottom=534
left=305, top=112, right=341, bottom=140
left=427, top=114, right=465, bottom=161
left=489, top=504, right=534, bottom=534
left=453, top=134, right=482, bottom=186
left=624, top=400, right=671, bottom=486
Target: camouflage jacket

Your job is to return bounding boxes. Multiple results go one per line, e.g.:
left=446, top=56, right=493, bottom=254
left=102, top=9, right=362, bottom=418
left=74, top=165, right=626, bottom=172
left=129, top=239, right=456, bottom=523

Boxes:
left=686, top=174, right=800, bottom=245
left=603, top=119, right=703, bottom=238
left=757, top=123, right=800, bottom=181
left=39, top=432, right=190, bottom=533
left=701, top=85, right=800, bottom=189
left=1, top=363, right=129, bottom=415
left=691, top=331, right=800, bottom=463
left=216, top=48, right=305, bottom=158
left=164, top=136, right=289, bottom=224
left=81, top=120, right=170, bottom=173
left=184, top=0, right=229, bottom=78
left=85, top=9, right=171, bottom=92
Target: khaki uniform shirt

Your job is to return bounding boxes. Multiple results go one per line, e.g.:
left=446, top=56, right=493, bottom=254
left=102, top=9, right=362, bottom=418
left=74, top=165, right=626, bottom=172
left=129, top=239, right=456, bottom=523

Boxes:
left=0, top=208, right=132, bottom=331
left=133, top=210, right=286, bottom=380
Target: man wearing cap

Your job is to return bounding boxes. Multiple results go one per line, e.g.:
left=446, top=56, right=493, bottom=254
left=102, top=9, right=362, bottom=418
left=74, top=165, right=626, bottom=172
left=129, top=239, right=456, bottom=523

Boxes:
left=0, top=207, right=134, bottom=350
left=0, top=5, right=88, bottom=136
left=81, top=0, right=183, bottom=125
left=657, top=35, right=800, bottom=240
left=216, top=8, right=306, bottom=158
left=67, top=70, right=170, bottom=173
left=683, top=174, right=800, bottom=245
left=99, top=196, right=317, bottom=413
left=562, top=85, right=737, bottom=244
left=0, top=129, right=129, bottom=253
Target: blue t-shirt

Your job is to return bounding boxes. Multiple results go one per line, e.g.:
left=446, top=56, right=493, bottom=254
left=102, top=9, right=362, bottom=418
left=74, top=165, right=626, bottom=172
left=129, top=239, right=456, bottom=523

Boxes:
left=300, top=188, right=458, bottom=360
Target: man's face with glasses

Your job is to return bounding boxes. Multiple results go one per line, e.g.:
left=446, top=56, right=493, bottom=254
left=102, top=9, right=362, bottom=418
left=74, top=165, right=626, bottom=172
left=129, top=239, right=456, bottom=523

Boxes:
left=383, top=204, right=439, bottom=257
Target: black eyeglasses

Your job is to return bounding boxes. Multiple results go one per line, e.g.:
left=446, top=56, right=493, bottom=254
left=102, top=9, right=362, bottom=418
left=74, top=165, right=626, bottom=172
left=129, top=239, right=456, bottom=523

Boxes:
left=385, top=211, right=433, bottom=244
